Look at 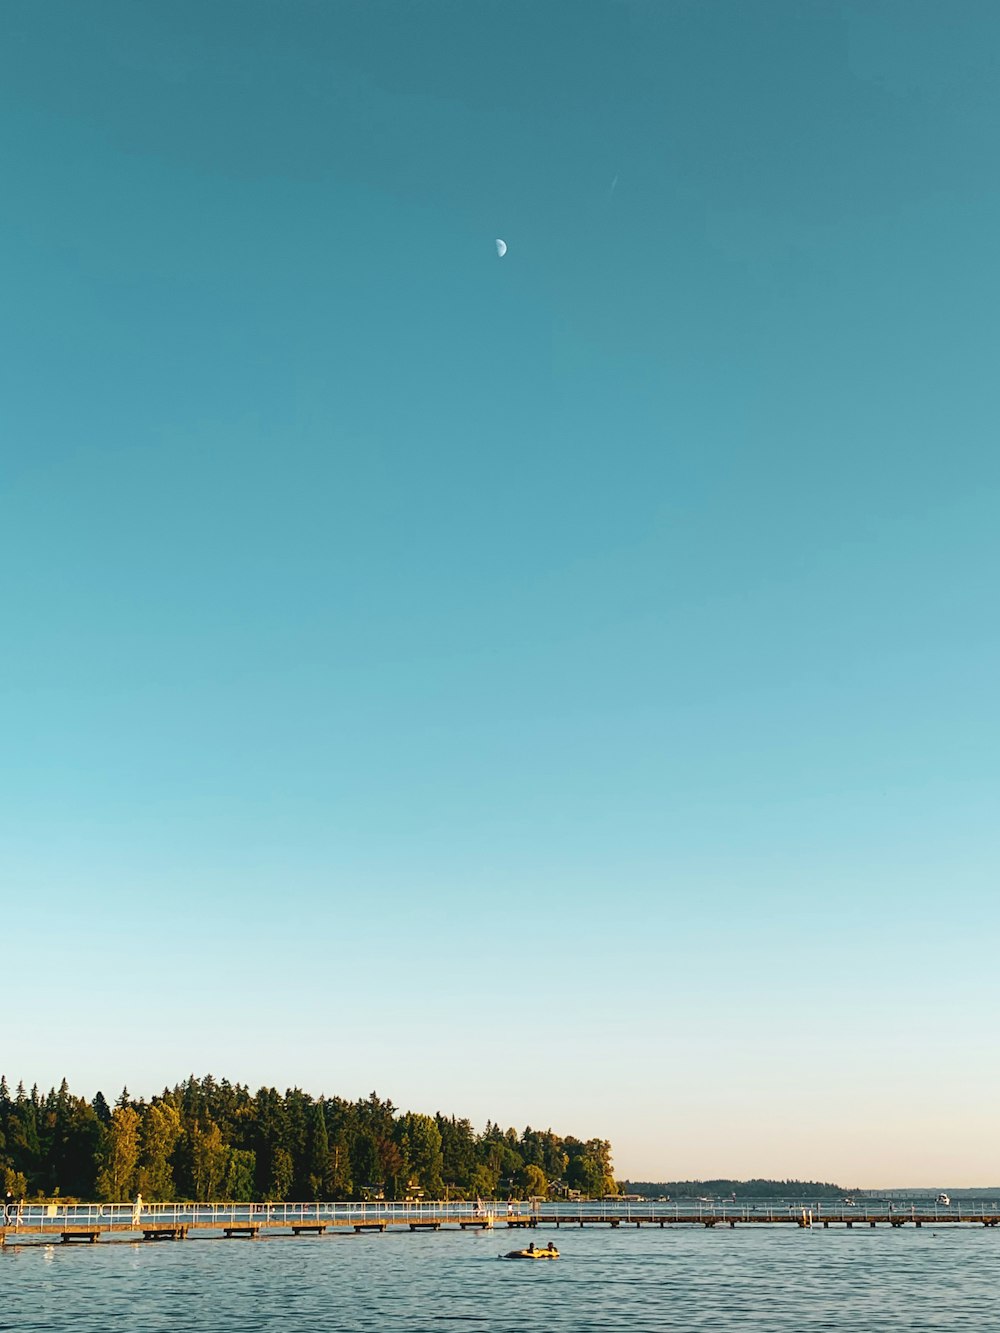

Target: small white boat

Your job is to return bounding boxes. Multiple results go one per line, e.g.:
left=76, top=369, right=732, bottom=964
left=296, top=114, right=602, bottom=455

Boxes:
left=936, top=1193, right=950, bottom=1206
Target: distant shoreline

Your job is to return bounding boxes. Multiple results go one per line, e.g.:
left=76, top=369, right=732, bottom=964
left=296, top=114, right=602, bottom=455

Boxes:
left=619, top=1179, right=1000, bottom=1200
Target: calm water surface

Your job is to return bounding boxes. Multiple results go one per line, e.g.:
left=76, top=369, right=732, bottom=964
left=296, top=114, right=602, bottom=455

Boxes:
left=2, top=1225, right=998, bottom=1331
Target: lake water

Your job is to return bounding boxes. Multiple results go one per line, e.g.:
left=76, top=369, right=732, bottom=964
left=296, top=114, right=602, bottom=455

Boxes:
left=2, top=1223, right=998, bottom=1331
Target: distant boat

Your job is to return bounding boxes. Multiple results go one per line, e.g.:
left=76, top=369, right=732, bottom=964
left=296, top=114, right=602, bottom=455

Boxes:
left=936, top=1193, right=950, bottom=1206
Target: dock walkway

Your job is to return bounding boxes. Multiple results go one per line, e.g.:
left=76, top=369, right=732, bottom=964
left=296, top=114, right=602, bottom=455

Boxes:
left=4, top=1200, right=999, bottom=1246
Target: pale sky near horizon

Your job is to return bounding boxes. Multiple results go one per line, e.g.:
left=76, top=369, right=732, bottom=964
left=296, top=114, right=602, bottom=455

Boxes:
left=2, top=1, right=999, bottom=1189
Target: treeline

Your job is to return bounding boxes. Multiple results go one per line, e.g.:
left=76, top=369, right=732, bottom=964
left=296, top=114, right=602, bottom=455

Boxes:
left=0, top=1075, right=616, bottom=1203
left=621, top=1178, right=850, bottom=1199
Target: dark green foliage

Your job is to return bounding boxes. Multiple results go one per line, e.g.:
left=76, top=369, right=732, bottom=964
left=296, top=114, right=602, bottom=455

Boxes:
left=436, top=1115, right=476, bottom=1186
left=0, top=1072, right=615, bottom=1202
left=565, top=1138, right=615, bottom=1197
left=349, top=1129, right=379, bottom=1195
left=305, top=1102, right=330, bottom=1198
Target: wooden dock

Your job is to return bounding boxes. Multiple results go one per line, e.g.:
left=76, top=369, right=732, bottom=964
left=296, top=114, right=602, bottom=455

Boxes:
left=0, top=1207, right=535, bottom=1245
left=4, top=1202, right=999, bottom=1247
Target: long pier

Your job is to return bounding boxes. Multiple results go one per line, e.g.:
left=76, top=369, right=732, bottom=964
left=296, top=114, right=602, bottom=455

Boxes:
left=4, top=1200, right=1000, bottom=1246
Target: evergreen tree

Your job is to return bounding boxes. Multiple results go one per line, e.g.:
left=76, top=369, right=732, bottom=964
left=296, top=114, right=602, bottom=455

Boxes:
left=350, top=1130, right=379, bottom=1197
left=282, top=1088, right=313, bottom=1196
left=397, top=1113, right=444, bottom=1197
left=305, top=1102, right=331, bottom=1198
left=437, top=1114, right=476, bottom=1191
left=250, top=1086, right=287, bottom=1197
left=6, top=1086, right=42, bottom=1193
left=268, top=1145, right=294, bottom=1200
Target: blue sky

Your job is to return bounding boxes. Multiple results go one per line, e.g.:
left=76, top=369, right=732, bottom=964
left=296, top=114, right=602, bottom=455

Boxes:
left=2, top=1, right=999, bottom=1185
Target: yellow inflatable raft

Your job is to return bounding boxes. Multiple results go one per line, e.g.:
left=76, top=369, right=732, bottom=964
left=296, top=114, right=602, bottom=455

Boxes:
left=504, top=1244, right=559, bottom=1260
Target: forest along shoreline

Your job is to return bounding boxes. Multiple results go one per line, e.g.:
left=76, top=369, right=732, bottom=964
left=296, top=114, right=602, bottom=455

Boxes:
left=0, top=1075, right=615, bottom=1205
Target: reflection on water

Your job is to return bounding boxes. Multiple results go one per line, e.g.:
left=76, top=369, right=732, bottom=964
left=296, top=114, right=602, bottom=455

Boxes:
left=2, top=1224, right=997, bottom=1331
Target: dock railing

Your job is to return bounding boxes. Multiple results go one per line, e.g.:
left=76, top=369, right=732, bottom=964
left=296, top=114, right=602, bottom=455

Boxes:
left=5, top=1197, right=1000, bottom=1235
left=2, top=1197, right=522, bottom=1235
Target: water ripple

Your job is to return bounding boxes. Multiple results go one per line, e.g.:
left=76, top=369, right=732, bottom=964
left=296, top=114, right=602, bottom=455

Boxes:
left=2, top=1225, right=998, bottom=1332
